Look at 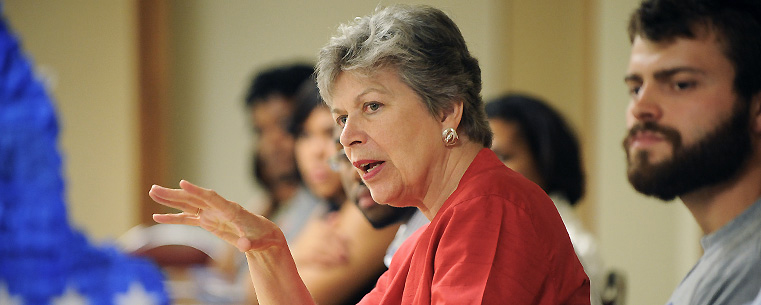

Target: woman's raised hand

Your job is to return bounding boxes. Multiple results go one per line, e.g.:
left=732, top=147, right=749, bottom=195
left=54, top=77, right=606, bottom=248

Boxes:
left=149, top=180, right=285, bottom=253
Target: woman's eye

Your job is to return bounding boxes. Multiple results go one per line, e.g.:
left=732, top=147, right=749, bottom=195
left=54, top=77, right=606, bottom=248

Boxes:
left=365, top=102, right=381, bottom=112
left=336, top=116, right=347, bottom=128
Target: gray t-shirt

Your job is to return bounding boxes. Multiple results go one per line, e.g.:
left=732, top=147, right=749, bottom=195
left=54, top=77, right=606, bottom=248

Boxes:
left=666, top=197, right=761, bottom=305
left=747, top=288, right=761, bottom=305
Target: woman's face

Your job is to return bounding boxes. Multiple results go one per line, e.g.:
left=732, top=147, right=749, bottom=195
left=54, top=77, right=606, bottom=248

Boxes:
left=488, top=118, right=544, bottom=188
left=330, top=69, right=445, bottom=208
left=295, top=106, right=344, bottom=202
left=250, top=96, right=297, bottom=183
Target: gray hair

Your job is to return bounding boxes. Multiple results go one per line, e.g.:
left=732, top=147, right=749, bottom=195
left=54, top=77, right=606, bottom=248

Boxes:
left=316, top=4, right=492, bottom=148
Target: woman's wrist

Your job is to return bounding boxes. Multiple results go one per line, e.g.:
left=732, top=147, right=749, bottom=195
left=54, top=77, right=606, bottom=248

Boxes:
left=245, top=243, right=315, bottom=305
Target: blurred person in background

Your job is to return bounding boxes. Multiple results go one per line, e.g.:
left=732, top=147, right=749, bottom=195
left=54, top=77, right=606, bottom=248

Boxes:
left=123, top=63, right=323, bottom=304
left=193, top=63, right=327, bottom=304
left=329, top=133, right=429, bottom=269
left=244, top=63, right=323, bottom=242
left=285, top=80, right=402, bottom=304
left=486, top=93, right=605, bottom=305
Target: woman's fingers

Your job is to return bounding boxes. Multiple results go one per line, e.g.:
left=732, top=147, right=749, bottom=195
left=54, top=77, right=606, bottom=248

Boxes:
left=149, top=184, right=210, bottom=213
left=149, top=180, right=285, bottom=253
left=152, top=213, right=200, bottom=226
left=178, top=180, right=238, bottom=215
left=149, top=188, right=198, bottom=214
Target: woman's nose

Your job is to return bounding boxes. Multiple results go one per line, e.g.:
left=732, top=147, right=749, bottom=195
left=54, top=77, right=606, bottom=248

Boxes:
left=339, top=117, right=364, bottom=148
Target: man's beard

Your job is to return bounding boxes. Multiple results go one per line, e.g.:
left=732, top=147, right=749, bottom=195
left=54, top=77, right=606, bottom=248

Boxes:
left=623, top=101, right=751, bottom=201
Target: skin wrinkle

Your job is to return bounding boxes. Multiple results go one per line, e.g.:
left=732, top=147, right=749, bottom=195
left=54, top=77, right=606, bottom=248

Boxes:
left=331, top=68, right=476, bottom=220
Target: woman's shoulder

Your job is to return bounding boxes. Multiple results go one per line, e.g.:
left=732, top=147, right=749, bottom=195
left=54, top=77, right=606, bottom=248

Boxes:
left=457, top=165, right=549, bottom=208
left=441, top=150, right=557, bottom=221
left=459, top=148, right=544, bottom=194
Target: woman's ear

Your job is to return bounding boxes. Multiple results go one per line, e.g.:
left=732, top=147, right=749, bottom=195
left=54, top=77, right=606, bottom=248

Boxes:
left=440, top=100, right=464, bottom=130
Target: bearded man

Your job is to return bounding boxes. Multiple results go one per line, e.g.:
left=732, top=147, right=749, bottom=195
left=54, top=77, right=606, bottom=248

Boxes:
left=623, top=0, right=761, bottom=304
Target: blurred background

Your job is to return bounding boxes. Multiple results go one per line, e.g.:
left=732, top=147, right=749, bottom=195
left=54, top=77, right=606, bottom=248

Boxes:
left=4, top=1, right=700, bottom=304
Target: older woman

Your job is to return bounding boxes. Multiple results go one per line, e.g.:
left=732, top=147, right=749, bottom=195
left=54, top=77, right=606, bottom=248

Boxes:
left=149, top=4, right=589, bottom=304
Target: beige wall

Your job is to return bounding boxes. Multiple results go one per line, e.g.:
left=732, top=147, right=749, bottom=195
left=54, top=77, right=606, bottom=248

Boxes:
left=4, top=1, right=139, bottom=241
left=3, top=1, right=703, bottom=304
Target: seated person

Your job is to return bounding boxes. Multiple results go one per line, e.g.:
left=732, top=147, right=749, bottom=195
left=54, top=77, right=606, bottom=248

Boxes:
left=121, top=63, right=321, bottom=303
left=486, top=93, right=605, bottom=304
left=243, top=63, right=322, bottom=243
left=286, top=79, right=402, bottom=305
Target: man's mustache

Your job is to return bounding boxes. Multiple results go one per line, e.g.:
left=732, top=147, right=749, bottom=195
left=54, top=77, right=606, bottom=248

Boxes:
left=624, top=121, right=682, bottom=148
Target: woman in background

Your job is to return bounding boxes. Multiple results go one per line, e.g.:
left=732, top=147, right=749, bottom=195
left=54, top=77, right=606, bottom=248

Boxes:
left=486, top=93, right=604, bottom=305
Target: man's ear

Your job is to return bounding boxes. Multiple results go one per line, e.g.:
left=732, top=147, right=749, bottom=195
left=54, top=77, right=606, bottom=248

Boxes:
left=440, top=100, right=464, bottom=130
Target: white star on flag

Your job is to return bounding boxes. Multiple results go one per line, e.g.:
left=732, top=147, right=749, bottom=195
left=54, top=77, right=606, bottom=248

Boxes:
left=0, top=282, right=23, bottom=305
left=114, top=282, right=158, bottom=305
left=51, top=287, right=88, bottom=305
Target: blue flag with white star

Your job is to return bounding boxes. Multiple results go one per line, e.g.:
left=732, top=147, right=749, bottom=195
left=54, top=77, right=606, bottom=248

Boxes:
left=0, top=4, right=169, bottom=305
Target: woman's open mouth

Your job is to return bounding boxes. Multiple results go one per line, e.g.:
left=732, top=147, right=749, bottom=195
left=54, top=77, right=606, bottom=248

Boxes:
left=359, top=161, right=384, bottom=173
left=354, top=160, right=386, bottom=180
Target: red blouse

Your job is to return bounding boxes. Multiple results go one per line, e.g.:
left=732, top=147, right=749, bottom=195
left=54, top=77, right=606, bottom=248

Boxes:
left=358, top=148, right=590, bottom=304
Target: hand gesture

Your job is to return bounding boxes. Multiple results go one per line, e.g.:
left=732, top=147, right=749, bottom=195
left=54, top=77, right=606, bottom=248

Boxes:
left=149, top=180, right=285, bottom=253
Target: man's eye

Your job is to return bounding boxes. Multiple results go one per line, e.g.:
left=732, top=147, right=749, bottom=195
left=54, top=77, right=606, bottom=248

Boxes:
left=628, top=85, right=641, bottom=96
left=674, top=81, right=696, bottom=90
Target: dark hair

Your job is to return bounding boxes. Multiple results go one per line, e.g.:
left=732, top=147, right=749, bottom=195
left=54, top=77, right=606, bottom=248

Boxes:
left=288, top=79, right=344, bottom=210
left=628, top=0, right=761, bottom=101
left=244, top=63, right=315, bottom=107
left=485, top=93, right=585, bottom=205
left=288, top=77, right=326, bottom=137
left=246, top=64, right=312, bottom=190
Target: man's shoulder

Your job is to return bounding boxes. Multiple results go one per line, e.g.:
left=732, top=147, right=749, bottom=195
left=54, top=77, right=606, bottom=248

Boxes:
left=668, top=236, right=761, bottom=305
